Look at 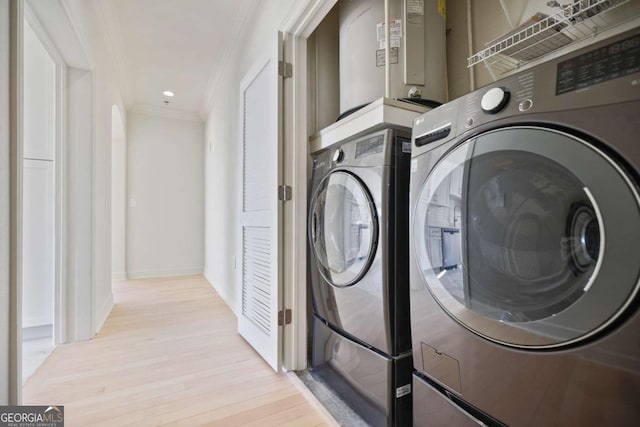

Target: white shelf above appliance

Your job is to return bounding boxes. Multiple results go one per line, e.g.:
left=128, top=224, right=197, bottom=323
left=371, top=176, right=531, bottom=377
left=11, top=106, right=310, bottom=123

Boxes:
left=309, top=98, right=428, bottom=154
left=467, top=0, right=639, bottom=79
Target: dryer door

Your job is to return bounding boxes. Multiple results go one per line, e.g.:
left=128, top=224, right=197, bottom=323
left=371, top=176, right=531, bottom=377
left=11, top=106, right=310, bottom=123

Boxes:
left=413, top=126, right=640, bottom=348
left=310, top=170, right=378, bottom=287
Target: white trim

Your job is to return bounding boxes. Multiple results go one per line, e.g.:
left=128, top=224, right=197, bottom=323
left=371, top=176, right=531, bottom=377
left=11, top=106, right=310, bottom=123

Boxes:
left=91, top=58, right=98, bottom=339
left=0, top=0, right=12, bottom=404
left=22, top=317, right=52, bottom=329
left=52, top=39, right=67, bottom=349
left=203, top=272, right=239, bottom=317
left=21, top=324, right=52, bottom=341
left=94, top=291, right=113, bottom=336
left=59, top=0, right=95, bottom=67
left=284, top=34, right=310, bottom=371
left=130, top=103, right=203, bottom=123
left=285, top=0, right=338, bottom=39
left=26, top=0, right=92, bottom=70
left=280, top=0, right=338, bottom=371
left=9, top=0, right=25, bottom=404
left=95, top=0, right=133, bottom=108
left=111, top=272, right=127, bottom=282
left=126, top=267, right=203, bottom=280
left=200, top=1, right=258, bottom=118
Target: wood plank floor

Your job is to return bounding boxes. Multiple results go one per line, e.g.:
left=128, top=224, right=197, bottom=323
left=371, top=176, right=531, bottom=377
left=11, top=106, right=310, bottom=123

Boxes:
left=23, top=275, right=333, bottom=427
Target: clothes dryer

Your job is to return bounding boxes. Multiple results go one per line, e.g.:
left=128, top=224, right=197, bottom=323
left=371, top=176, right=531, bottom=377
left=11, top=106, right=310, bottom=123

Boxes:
left=309, top=127, right=412, bottom=426
left=410, top=27, right=640, bottom=426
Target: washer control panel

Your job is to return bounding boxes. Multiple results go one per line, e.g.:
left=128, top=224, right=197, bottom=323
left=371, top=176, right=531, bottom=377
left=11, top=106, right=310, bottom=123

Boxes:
left=460, top=69, right=535, bottom=133
left=481, top=87, right=510, bottom=114
left=332, top=148, right=344, bottom=163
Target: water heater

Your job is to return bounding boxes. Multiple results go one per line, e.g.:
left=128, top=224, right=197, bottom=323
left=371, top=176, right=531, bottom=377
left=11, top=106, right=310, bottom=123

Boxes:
left=339, top=0, right=447, bottom=114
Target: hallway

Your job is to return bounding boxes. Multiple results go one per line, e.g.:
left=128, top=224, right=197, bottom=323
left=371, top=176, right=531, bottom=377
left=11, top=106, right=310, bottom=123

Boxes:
left=23, top=276, right=332, bottom=426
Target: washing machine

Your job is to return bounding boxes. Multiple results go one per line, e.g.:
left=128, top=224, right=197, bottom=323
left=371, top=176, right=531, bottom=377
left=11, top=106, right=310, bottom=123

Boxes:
left=309, top=127, right=413, bottom=426
left=409, top=27, right=640, bottom=426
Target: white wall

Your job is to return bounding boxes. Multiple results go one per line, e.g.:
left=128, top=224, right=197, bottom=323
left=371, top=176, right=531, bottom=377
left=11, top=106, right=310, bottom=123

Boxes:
left=204, top=0, right=296, bottom=310
left=446, top=0, right=527, bottom=99
left=0, top=0, right=11, bottom=405
left=111, top=106, right=126, bottom=281
left=127, top=112, right=204, bottom=279
left=66, top=0, right=130, bottom=334
left=65, top=67, right=94, bottom=341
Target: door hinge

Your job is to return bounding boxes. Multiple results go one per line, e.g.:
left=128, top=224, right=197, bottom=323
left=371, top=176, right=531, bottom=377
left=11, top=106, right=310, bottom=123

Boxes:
left=278, top=60, right=292, bottom=78
left=278, top=309, right=292, bottom=326
left=278, top=184, right=292, bottom=201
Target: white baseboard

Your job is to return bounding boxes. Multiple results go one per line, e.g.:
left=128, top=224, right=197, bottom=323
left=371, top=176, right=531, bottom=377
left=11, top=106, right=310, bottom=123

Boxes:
left=22, top=324, right=53, bottom=341
left=203, top=270, right=238, bottom=317
left=23, top=316, right=53, bottom=329
left=112, top=271, right=127, bottom=282
left=94, top=292, right=114, bottom=335
left=127, top=266, right=203, bottom=280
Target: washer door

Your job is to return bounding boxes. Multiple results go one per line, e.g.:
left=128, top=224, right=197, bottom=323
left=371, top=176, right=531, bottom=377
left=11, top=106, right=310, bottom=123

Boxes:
left=413, top=126, right=640, bottom=348
left=310, top=170, right=378, bottom=288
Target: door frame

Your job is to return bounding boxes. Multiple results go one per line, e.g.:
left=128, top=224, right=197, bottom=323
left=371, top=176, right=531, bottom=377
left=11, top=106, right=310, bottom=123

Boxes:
left=23, top=0, right=67, bottom=347
left=25, top=0, right=96, bottom=344
left=280, top=0, right=338, bottom=371
left=7, top=0, right=97, bottom=403
left=8, top=0, right=25, bottom=405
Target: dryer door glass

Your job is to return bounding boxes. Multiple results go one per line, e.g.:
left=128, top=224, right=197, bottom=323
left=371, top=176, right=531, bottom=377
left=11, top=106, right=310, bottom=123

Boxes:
left=413, top=127, right=640, bottom=348
left=311, top=171, right=378, bottom=287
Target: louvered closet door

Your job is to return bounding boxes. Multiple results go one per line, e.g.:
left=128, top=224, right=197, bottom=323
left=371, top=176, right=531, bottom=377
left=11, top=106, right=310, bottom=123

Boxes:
left=237, top=32, right=285, bottom=371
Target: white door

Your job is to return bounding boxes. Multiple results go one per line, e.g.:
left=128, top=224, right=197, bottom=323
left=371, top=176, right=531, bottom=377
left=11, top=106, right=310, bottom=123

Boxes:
left=22, top=159, right=55, bottom=329
left=237, top=32, right=286, bottom=371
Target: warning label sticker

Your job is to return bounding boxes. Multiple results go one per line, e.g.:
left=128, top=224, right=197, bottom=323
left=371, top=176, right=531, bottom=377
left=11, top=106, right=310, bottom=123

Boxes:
left=376, top=47, right=399, bottom=67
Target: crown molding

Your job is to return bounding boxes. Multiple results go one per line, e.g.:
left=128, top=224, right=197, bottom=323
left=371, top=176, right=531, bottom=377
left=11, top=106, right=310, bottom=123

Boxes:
left=200, top=0, right=258, bottom=119
left=130, top=103, right=203, bottom=123
left=96, top=0, right=133, bottom=107
left=60, top=0, right=95, bottom=67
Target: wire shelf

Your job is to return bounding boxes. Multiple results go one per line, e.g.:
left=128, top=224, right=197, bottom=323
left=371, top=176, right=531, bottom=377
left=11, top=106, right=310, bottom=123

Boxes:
left=467, top=0, right=637, bottom=77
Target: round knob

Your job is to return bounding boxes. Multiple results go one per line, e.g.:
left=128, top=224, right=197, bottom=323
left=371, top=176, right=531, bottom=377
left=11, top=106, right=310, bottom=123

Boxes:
left=481, top=87, right=510, bottom=114
left=518, top=99, right=533, bottom=112
left=332, top=148, right=344, bottom=163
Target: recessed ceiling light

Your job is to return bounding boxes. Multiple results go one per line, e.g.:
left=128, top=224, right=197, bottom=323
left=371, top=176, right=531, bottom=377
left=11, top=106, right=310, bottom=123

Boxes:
left=163, top=90, right=174, bottom=97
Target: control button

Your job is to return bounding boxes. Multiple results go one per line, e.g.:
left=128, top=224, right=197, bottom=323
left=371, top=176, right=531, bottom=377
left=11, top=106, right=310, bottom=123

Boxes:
left=481, top=87, right=510, bottom=114
left=519, top=99, right=533, bottom=112
left=465, top=118, right=474, bottom=127
left=332, top=148, right=344, bottom=163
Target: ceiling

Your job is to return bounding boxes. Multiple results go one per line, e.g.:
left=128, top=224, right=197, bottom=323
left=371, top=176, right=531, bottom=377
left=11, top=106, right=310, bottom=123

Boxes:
left=101, top=0, right=256, bottom=118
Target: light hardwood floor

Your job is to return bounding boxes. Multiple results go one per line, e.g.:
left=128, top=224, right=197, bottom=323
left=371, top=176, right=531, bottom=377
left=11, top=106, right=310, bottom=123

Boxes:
left=23, top=275, right=334, bottom=427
